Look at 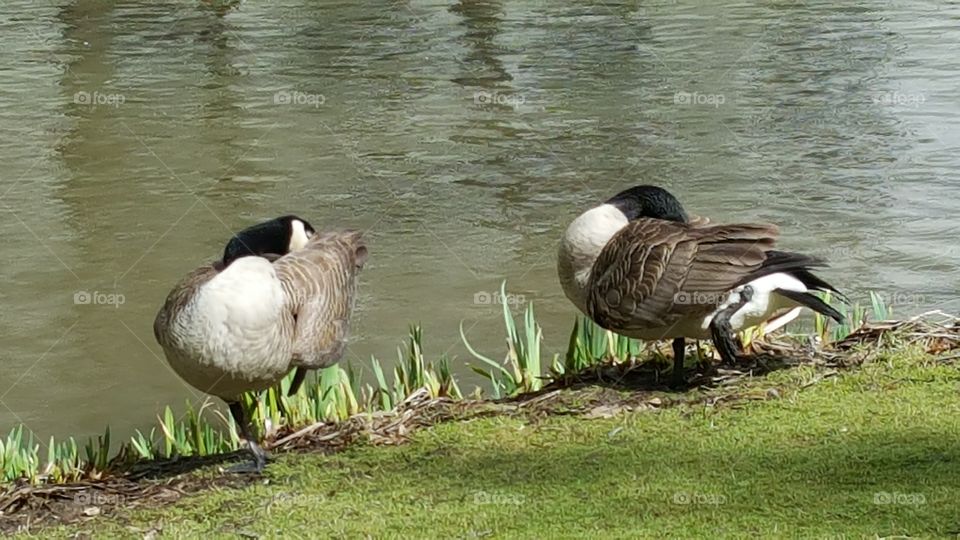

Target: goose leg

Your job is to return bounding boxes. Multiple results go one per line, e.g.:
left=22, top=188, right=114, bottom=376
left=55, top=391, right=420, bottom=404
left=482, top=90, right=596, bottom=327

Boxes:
left=287, top=367, right=308, bottom=397
left=709, top=287, right=753, bottom=366
left=226, top=400, right=267, bottom=473
left=670, top=337, right=686, bottom=388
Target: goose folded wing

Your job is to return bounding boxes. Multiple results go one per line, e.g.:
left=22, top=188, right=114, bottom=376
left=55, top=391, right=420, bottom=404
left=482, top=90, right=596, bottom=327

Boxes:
left=276, top=260, right=348, bottom=397
left=586, top=220, right=779, bottom=332
left=676, top=223, right=781, bottom=305
left=274, top=231, right=366, bottom=370
left=586, top=219, right=691, bottom=331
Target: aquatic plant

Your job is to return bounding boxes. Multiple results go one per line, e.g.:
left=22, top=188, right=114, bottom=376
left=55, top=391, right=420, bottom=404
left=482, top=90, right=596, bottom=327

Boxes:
left=812, top=291, right=889, bottom=343
left=462, top=282, right=545, bottom=398
left=1, top=426, right=96, bottom=484
left=550, top=316, right=644, bottom=380
left=369, top=325, right=462, bottom=410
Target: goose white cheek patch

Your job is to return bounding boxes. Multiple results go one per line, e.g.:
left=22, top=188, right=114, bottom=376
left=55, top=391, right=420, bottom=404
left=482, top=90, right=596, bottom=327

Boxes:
left=289, top=219, right=310, bottom=251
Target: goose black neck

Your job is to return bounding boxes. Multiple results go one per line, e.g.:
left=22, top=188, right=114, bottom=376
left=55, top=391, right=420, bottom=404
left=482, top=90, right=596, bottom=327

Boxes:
left=222, top=218, right=292, bottom=267
left=606, top=185, right=689, bottom=223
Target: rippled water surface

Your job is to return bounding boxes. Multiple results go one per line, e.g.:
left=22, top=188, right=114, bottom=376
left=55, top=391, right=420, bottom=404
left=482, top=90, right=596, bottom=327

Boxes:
left=1, top=0, right=958, bottom=439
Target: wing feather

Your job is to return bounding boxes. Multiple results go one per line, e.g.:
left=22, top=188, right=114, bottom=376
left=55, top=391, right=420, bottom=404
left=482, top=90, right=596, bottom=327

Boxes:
left=587, top=219, right=779, bottom=333
left=273, top=230, right=366, bottom=370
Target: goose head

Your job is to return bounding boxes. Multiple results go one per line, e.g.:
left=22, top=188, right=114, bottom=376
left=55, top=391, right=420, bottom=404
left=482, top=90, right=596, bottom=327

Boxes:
left=221, top=215, right=316, bottom=267
left=605, top=185, right=689, bottom=223
left=557, top=185, right=689, bottom=313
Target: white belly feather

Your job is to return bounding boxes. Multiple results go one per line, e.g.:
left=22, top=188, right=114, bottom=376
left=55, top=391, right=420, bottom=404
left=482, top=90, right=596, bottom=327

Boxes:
left=161, top=257, right=293, bottom=399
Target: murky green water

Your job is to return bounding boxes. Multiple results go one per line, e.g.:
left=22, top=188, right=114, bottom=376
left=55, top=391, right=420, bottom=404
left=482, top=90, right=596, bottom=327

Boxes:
left=2, top=0, right=959, bottom=440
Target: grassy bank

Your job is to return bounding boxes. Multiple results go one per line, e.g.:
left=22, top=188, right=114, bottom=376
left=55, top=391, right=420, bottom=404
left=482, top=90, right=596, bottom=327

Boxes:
left=28, top=338, right=960, bottom=538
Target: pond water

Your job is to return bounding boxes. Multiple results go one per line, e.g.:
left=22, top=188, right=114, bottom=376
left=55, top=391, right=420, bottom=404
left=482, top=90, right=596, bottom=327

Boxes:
left=1, top=0, right=958, bottom=440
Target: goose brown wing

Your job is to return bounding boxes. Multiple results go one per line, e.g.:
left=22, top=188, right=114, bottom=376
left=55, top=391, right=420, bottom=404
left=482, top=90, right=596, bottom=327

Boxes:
left=586, top=219, right=690, bottom=330
left=586, top=219, right=779, bottom=333
left=273, top=230, right=367, bottom=370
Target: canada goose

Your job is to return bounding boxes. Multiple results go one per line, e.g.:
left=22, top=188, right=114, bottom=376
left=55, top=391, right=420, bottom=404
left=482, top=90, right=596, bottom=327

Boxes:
left=557, top=185, right=844, bottom=386
left=154, top=215, right=367, bottom=471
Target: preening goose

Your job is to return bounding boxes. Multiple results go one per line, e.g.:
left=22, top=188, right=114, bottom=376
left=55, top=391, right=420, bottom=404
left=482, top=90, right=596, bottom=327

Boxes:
left=557, top=185, right=844, bottom=386
left=154, top=216, right=367, bottom=471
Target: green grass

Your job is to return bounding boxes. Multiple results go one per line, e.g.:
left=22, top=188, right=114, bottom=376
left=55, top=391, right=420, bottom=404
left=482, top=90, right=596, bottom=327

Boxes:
left=33, top=343, right=960, bottom=538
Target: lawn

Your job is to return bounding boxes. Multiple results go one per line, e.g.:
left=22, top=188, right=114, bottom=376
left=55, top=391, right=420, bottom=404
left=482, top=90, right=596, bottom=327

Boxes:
left=32, top=343, right=960, bottom=538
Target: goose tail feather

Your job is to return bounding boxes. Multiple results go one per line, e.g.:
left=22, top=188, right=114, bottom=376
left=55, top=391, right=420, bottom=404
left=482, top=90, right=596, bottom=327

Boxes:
left=775, top=288, right=845, bottom=324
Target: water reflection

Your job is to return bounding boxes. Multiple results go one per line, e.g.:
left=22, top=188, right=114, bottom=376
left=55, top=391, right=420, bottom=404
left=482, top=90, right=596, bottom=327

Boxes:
left=450, top=0, right=510, bottom=88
